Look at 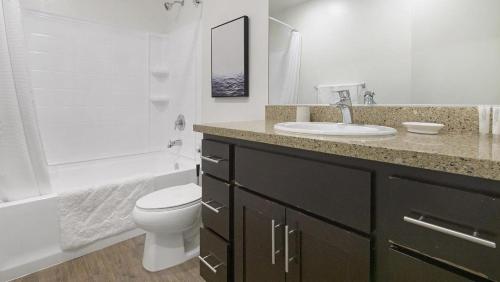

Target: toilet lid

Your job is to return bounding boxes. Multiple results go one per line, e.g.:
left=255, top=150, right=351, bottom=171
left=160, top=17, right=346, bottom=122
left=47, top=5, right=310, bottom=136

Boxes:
left=136, top=183, right=201, bottom=210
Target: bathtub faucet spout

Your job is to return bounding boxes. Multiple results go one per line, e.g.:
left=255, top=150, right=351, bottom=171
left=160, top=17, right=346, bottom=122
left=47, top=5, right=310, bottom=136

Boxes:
left=167, top=139, right=183, bottom=148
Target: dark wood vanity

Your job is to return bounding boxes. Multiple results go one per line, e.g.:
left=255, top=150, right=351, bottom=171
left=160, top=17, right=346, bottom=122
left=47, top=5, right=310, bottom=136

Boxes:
left=198, top=135, right=500, bottom=282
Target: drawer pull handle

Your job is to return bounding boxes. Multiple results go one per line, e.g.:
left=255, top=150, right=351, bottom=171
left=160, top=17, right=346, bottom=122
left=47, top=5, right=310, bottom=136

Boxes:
left=388, top=176, right=402, bottom=180
left=201, top=155, right=225, bottom=164
left=403, top=216, right=497, bottom=249
left=202, top=200, right=225, bottom=214
left=271, top=219, right=282, bottom=265
left=198, top=254, right=224, bottom=273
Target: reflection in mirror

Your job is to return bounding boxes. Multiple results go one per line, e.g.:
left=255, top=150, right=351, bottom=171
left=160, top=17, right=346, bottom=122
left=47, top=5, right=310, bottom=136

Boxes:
left=269, top=0, right=500, bottom=105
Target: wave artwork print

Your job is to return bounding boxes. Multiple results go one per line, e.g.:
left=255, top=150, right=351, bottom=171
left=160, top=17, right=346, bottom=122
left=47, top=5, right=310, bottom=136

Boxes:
left=212, top=73, right=246, bottom=97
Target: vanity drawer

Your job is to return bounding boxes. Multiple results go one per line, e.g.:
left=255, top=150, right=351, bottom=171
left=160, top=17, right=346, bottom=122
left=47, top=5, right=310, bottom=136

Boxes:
left=202, top=139, right=231, bottom=181
left=202, top=174, right=231, bottom=240
left=384, top=176, right=500, bottom=280
left=200, top=227, right=229, bottom=282
left=235, top=146, right=372, bottom=233
left=385, top=245, right=473, bottom=282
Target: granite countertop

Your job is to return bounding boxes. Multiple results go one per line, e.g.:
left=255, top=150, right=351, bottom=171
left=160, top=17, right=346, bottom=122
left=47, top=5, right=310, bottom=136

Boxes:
left=194, top=120, right=500, bottom=181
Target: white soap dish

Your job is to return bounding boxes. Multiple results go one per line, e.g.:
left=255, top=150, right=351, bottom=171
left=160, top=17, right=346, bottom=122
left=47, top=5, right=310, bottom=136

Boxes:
left=150, top=67, right=169, bottom=77
left=402, top=122, right=445, bottom=135
left=150, top=95, right=170, bottom=103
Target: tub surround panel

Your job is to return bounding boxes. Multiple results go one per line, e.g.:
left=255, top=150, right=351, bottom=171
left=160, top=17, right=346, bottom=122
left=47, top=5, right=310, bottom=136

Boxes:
left=266, top=105, right=480, bottom=134
left=22, top=10, right=200, bottom=165
left=194, top=120, right=500, bottom=181
left=23, top=10, right=150, bottom=164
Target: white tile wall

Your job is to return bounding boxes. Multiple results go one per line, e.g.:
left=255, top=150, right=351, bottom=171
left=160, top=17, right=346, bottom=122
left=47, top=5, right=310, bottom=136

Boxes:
left=149, top=33, right=170, bottom=152
left=23, top=10, right=150, bottom=164
left=149, top=23, right=201, bottom=160
left=167, top=22, right=201, bottom=158
left=162, top=22, right=200, bottom=159
left=21, top=10, right=200, bottom=165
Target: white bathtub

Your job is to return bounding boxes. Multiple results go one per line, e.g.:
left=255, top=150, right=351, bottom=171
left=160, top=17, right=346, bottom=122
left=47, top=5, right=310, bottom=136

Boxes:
left=0, top=152, right=197, bottom=281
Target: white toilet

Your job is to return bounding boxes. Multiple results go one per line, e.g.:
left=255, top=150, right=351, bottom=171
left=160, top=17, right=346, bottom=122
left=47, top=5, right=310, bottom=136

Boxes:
left=132, top=183, right=202, bottom=272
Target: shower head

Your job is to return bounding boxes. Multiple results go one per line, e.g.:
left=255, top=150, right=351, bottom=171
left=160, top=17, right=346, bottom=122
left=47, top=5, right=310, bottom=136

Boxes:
left=164, top=0, right=184, bottom=10
left=164, top=0, right=202, bottom=11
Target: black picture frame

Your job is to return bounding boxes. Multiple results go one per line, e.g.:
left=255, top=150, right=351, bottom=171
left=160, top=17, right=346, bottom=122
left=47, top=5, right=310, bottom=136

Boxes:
left=211, top=16, right=249, bottom=98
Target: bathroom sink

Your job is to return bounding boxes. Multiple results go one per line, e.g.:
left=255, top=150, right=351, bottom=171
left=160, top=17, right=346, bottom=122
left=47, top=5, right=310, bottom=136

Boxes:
left=274, top=122, right=397, bottom=136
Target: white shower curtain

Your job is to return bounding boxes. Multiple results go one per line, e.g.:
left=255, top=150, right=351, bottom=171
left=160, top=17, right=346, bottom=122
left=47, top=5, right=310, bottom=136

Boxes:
left=269, top=29, right=302, bottom=105
left=0, top=0, right=50, bottom=202
left=279, top=32, right=301, bottom=104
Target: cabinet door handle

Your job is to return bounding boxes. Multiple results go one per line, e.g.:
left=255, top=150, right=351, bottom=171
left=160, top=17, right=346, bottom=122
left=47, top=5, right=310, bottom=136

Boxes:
left=198, top=254, right=224, bottom=273
left=201, top=155, right=225, bottom=164
left=271, top=219, right=282, bottom=265
left=285, top=225, right=297, bottom=273
left=403, top=216, right=496, bottom=249
left=202, top=200, right=225, bottom=214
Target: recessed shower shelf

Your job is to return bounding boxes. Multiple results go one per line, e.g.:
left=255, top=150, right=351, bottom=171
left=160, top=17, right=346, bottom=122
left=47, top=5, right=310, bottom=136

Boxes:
left=150, top=95, right=170, bottom=103
left=150, top=67, right=170, bottom=77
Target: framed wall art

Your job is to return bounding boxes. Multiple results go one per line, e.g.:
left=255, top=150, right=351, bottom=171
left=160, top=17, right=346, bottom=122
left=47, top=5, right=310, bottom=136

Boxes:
left=211, top=16, right=249, bottom=97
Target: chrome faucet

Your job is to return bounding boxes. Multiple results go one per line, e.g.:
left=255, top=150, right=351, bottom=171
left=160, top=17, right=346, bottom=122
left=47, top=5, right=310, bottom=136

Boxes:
left=167, top=139, right=183, bottom=148
left=331, top=90, right=353, bottom=124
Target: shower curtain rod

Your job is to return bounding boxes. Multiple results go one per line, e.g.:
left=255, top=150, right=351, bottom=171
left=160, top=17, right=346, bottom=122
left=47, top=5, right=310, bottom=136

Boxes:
left=269, top=17, right=297, bottom=32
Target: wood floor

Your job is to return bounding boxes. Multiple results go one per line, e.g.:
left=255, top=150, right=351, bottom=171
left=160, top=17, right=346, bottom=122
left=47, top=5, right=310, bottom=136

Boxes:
left=14, top=235, right=205, bottom=282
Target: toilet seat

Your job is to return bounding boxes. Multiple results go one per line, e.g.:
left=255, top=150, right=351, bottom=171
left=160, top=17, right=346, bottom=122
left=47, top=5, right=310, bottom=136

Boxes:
left=136, top=183, right=201, bottom=211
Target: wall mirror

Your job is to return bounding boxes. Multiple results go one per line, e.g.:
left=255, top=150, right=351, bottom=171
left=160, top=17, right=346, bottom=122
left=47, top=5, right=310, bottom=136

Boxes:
left=268, top=0, right=500, bottom=105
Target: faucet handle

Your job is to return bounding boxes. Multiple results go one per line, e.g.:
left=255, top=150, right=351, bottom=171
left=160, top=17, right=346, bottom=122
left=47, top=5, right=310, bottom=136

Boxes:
left=364, top=91, right=376, bottom=105
left=174, top=114, right=186, bottom=131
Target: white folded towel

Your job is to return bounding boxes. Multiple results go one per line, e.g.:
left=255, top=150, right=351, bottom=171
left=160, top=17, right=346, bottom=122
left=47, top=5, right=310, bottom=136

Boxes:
left=57, top=174, right=155, bottom=250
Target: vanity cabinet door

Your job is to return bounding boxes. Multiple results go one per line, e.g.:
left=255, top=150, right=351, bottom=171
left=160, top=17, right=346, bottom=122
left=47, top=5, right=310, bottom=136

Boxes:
left=285, top=208, right=371, bottom=282
left=234, top=187, right=286, bottom=282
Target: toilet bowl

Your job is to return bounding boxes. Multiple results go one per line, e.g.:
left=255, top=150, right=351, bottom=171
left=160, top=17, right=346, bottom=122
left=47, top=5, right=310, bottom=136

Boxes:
left=132, top=183, right=201, bottom=272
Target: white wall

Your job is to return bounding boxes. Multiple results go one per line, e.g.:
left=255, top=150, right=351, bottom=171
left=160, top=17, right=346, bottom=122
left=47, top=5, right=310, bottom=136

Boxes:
left=272, top=0, right=412, bottom=104
left=201, top=0, right=269, bottom=122
left=410, top=0, right=500, bottom=104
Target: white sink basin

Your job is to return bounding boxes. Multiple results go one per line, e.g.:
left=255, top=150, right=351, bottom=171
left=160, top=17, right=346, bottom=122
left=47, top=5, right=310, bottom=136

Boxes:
left=274, top=122, right=397, bottom=136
